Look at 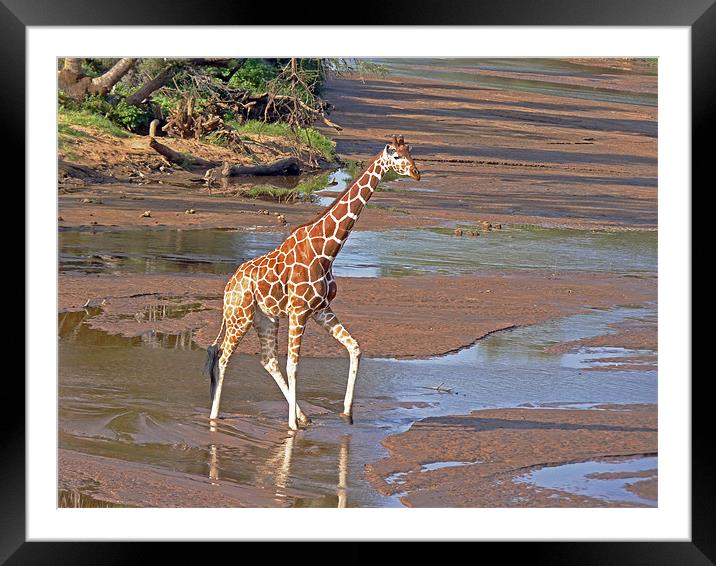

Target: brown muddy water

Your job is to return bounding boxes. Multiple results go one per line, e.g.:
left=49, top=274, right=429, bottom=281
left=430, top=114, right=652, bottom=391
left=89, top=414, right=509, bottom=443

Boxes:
left=59, top=300, right=657, bottom=507
left=59, top=224, right=657, bottom=279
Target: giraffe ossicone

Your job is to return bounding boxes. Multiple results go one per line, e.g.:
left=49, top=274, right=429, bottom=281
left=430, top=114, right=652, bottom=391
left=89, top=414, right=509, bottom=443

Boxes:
left=204, top=136, right=421, bottom=430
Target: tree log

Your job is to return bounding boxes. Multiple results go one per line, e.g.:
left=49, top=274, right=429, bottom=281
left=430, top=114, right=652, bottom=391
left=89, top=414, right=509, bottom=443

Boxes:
left=207, top=157, right=301, bottom=178
left=148, top=137, right=218, bottom=169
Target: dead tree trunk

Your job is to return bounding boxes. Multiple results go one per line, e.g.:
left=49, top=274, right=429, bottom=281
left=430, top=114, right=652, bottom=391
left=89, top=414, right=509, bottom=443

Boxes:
left=148, top=137, right=218, bottom=169
left=58, top=58, right=138, bottom=99
left=90, top=58, right=137, bottom=95
left=206, top=157, right=301, bottom=178
left=126, top=64, right=179, bottom=106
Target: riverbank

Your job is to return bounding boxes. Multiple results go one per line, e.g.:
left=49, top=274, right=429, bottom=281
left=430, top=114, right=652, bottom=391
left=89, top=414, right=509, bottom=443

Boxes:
left=365, top=404, right=657, bottom=507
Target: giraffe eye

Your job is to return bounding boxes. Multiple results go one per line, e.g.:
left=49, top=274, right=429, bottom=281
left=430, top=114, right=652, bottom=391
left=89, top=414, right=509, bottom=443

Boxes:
left=392, top=154, right=400, bottom=160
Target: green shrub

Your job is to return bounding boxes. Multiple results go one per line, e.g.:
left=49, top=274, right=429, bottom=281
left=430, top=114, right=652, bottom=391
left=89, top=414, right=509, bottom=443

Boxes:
left=152, top=92, right=180, bottom=117
left=68, top=94, right=153, bottom=133
left=228, top=60, right=278, bottom=94
left=111, top=99, right=152, bottom=132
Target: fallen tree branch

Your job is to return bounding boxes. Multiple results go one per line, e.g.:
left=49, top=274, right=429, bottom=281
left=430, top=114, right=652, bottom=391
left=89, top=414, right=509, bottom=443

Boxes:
left=419, top=383, right=454, bottom=394
left=205, top=157, right=301, bottom=178
left=147, top=137, right=218, bottom=169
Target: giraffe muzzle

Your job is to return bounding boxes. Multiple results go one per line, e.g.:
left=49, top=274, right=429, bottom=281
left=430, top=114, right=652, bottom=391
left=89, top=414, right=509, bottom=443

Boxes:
left=409, top=168, right=421, bottom=181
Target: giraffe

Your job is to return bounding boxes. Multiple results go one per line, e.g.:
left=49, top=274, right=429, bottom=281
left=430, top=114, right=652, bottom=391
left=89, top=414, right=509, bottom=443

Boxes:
left=203, top=135, right=421, bottom=430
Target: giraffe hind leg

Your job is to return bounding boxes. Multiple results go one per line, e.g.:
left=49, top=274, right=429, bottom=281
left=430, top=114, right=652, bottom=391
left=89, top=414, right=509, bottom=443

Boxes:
left=209, top=281, right=255, bottom=420
left=253, top=310, right=310, bottom=425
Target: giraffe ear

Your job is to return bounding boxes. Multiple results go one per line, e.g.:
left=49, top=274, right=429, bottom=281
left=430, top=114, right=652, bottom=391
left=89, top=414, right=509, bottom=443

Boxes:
left=385, top=144, right=395, bottom=155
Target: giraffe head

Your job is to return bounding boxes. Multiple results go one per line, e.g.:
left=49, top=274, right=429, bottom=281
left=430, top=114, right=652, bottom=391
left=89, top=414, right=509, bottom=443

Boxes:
left=383, top=135, right=421, bottom=180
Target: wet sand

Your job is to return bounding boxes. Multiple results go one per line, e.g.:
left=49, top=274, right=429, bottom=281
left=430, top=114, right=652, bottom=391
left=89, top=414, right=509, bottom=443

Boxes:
left=546, top=318, right=657, bottom=353
left=59, top=448, right=310, bottom=507
left=365, top=404, right=657, bottom=507
left=319, top=69, right=657, bottom=230
left=544, top=315, right=657, bottom=372
left=57, top=180, right=431, bottom=233
left=58, top=269, right=655, bottom=359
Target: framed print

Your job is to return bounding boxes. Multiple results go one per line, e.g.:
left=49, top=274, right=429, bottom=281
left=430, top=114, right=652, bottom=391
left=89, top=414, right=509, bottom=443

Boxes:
left=10, top=0, right=706, bottom=561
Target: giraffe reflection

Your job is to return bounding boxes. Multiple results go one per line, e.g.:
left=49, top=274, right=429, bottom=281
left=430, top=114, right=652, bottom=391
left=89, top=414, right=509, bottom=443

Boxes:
left=337, top=435, right=350, bottom=508
left=207, top=430, right=353, bottom=508
left=204, top=136, right=420, bottom=430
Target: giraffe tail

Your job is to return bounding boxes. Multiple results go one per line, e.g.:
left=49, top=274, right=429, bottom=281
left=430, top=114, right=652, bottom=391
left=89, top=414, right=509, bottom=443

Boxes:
left=204, top=344, right=221, bottom=402
left=204, top=318, right=225, bottom=402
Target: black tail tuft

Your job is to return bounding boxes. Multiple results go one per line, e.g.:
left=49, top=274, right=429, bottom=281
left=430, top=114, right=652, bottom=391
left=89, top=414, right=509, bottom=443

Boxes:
left=203, top=344, right=221, bottom=402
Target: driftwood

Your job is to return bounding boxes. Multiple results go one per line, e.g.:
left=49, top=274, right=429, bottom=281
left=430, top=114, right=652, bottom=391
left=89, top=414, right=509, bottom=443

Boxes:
left=419, top=383, right=454, bottom=394
left=206, top=157, right=301, bottom=179
left=147, top=137, right=218, bottom=169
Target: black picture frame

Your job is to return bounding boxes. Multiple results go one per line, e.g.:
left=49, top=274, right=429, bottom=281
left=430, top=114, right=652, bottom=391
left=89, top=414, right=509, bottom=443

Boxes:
left=9, top=0, right=705, bottom=561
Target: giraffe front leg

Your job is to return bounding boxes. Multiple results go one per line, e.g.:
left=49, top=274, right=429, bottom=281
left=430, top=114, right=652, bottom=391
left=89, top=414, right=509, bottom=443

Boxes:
left=313, top=308, right=361, bottom=423
left=286, top=311, right=308, bottom=431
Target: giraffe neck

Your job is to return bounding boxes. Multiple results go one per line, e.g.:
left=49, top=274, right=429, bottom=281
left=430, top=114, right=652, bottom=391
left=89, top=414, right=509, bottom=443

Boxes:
left=308, top=154, right=388, bottom=261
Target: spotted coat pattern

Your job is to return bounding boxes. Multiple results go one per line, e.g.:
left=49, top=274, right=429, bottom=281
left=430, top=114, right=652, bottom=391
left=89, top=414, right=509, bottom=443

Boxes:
left=209, top=137, right=420, bottom=429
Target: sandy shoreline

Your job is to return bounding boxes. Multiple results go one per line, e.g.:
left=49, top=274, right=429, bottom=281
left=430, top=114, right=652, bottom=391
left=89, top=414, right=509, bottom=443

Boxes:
left=365, top=404, right=657, bottom=507
left=59, top=269, right=655, bottom=359
left=58, top=448, right=310, bottom=508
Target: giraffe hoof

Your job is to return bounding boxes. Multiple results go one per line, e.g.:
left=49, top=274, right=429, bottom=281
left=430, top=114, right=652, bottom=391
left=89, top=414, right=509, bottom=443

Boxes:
left=298, top=415, right=312, bottom=426
left=339, top=412, right=354, bottom=425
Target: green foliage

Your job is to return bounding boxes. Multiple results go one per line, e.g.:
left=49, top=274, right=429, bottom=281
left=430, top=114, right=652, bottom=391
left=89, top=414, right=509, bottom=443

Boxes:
left=241, top=185, right=297, bottom=201
left=299, top=128, right=336, bottom=161
left=152, top=92, right=180, bottom=116
left=227, top=60, right=278, bottom=94
left=58, top=122, right=86, bottom=160
left=80, top=94, right=114, bottom=115
left=111, top=99, right=152, bottom=131
left=62, top=93, right=153, bottom=134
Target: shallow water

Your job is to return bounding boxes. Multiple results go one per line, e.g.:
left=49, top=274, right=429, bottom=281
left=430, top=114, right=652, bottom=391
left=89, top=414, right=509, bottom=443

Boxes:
left=562, top=346, right=656, bottom=370
left=370, top=58, right=657, bottom=107
left=58, top=224, right=656, bottom=278
left=59, top=303, right=657, bottom=507
left=514, top=456, right=657, bottom=506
